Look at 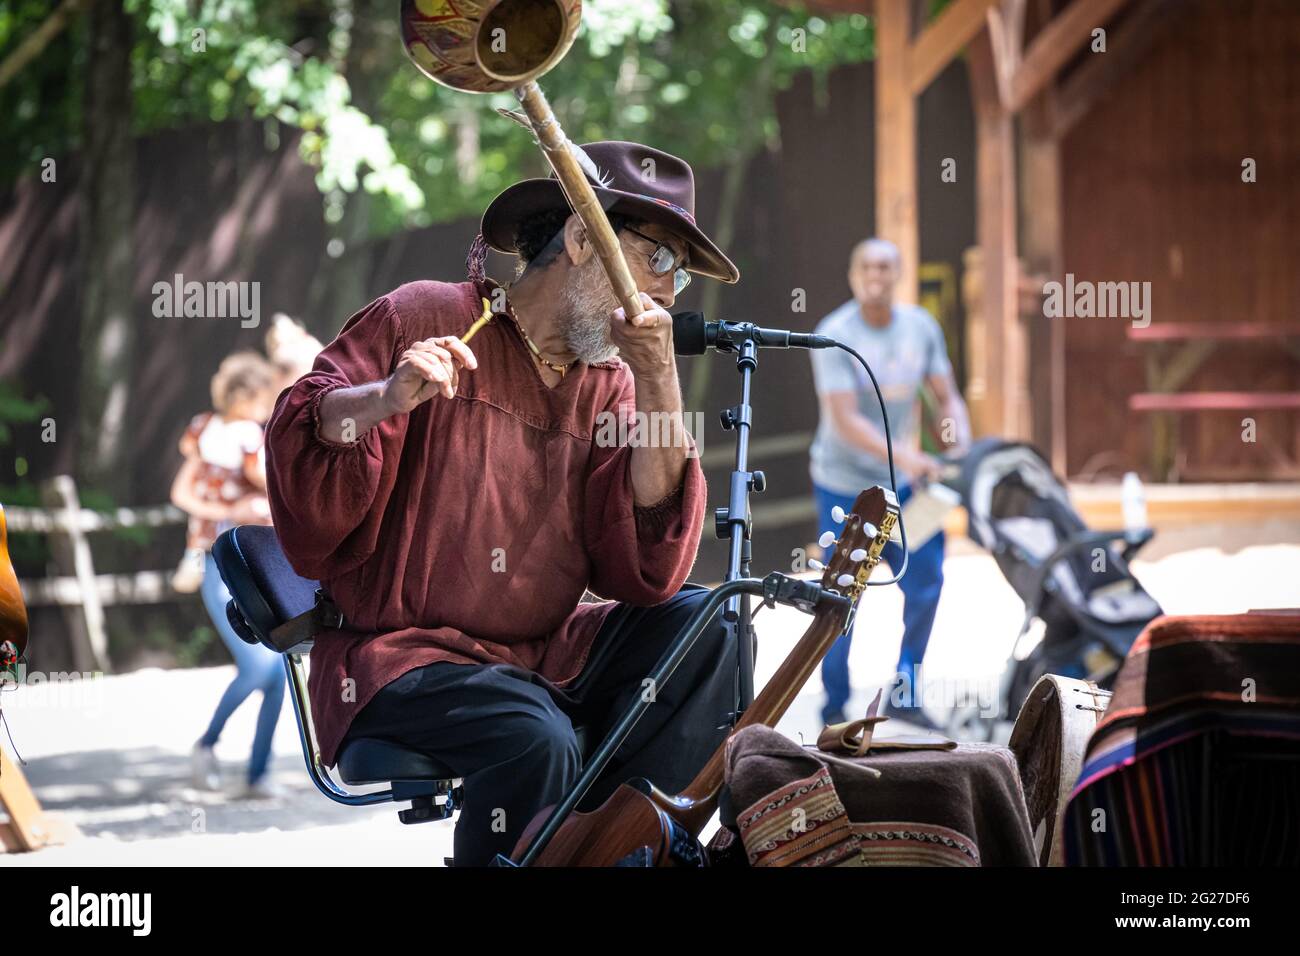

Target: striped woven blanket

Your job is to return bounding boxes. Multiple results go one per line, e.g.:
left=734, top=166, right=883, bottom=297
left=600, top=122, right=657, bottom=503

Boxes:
left=1064, top=612, right=1300, bottom=865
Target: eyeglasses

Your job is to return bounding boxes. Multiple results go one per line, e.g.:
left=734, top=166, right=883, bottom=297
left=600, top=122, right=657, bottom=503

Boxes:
left=623, top=226, right=691, bottom=296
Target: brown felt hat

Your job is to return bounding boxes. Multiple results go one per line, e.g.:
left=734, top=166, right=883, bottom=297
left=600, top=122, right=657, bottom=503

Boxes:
left=480, top=140, right=740, bottom=284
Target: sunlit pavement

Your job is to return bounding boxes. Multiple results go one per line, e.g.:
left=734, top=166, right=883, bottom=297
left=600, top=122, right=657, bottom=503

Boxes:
left=5, top=543, right=1297, bottom=866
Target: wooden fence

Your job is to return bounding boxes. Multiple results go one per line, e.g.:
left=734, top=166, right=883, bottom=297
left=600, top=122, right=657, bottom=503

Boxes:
left=5, top=475, right=188, bottom=673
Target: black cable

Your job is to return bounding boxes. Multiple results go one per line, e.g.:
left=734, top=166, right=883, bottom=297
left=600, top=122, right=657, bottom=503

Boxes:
left=831, top=342, right=909, bottom=586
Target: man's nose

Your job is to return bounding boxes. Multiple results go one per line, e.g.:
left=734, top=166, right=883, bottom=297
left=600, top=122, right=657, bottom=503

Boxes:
left=649, top=272, right=675, bottom=310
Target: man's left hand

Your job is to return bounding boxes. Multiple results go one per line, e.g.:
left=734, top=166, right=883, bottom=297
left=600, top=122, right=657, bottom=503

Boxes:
left=609, top=292, right=674, bottom=375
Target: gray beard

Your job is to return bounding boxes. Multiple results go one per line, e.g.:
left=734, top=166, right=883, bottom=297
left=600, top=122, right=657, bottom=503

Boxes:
left=558, top=256, right=620, bottom=365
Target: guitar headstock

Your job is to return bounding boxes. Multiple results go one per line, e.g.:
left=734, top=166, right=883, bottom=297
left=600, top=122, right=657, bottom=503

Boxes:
left=816, top=486, right=900, bottom=599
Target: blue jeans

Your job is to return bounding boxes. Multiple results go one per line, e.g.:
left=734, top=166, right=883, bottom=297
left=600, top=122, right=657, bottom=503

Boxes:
left=198, top=552, right=286, bottom=784
left=814, top=483, right=945, bottom=719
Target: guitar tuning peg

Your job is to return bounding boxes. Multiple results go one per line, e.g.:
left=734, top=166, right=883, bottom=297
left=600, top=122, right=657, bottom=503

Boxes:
left=818, top=531, right=836, bottom=549
left=861, top=522, right=878, bottom=539
left=836, top=573, right=854, bottom=587
left=831, top=506, right=846, bottom=524
left=849, top=548, right=868, bottom=562
left=808, top=558, right=825, bottom=571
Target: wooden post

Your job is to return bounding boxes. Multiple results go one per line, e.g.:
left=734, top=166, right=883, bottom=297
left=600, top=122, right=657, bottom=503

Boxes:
left=968, top=28, right=1023, bottom=439
left=40, top=476, right=110, bottom=672
left=1020, top=5, right=1066, bottom=471
left=875, top=0, right=919, bottom=302
left=0, top=744, right=79, bottom=852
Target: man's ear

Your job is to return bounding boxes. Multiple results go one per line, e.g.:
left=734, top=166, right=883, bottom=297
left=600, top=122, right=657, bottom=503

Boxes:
left=561, top=213, right=594, bottom=266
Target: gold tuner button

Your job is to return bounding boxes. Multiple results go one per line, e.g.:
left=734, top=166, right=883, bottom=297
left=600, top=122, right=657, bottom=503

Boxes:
left=818, top=531, right=836, bottom=548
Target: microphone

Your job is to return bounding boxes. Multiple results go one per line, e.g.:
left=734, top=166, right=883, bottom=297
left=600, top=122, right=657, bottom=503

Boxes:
left=671, top=311, right=838, bottom=356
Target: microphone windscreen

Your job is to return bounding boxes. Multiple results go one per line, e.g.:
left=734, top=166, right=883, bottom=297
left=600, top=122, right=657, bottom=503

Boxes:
left=671, top=311, right=707, bottom=356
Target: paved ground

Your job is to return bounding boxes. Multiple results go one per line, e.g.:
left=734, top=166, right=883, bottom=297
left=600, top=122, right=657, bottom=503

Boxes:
left=4, top=537, right=1297, bottom=866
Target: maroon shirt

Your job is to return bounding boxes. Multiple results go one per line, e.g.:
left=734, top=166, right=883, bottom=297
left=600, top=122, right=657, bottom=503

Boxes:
left=265, top=278, right=706, bottom=767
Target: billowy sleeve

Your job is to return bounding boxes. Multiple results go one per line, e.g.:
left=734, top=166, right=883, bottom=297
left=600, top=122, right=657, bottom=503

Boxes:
left=264, top=295, right=407, bottom=580
left=582, top=372, right=706, bottom=605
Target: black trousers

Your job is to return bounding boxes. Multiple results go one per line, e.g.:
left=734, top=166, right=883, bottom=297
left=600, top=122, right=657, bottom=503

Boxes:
left=344, top=584, right=739, bottom=866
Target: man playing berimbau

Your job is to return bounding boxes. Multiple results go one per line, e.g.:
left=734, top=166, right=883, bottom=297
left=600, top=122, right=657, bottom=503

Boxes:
left=265, top=142, right=741, bottom=866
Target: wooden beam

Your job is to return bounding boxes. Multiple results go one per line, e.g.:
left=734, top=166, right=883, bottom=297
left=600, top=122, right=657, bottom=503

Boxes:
left=968, top=29, right=1024, bottom=439
left=1131, top=393, right=1300, bottom=412
left=1019, top=3, right=1065, bottom=470
left=1052, top=0, right=1178, bottom=139
left=20, top=570, right=180, bottom=608
left=875, top=0, right=919, bottom=301
left=907, top=0, right=1001, bottom=95
left=985, top=3, right=1019, bottom=116
left=1020, top=117, right=1064, bottom=467
left=1007, top=0, right=1132, bottom=114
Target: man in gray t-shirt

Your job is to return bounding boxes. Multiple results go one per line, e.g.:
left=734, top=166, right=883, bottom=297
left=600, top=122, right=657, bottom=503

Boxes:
left=809, top=238, right=971, bottom=729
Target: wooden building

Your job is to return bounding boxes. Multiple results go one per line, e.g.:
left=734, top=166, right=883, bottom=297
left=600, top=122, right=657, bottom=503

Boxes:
left=788, top=0, right=1300, bottom=481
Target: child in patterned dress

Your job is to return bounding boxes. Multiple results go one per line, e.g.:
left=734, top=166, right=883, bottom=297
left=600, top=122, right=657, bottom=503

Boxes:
left=170, top=353, right=277, bottom=592
left=171, top=352, right=283, bottom=796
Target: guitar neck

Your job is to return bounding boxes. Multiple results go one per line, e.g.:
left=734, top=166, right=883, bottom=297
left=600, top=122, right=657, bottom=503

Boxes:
left=671, top=609, right=849, bottom=833
left=668, top=495, right=897, bottom=835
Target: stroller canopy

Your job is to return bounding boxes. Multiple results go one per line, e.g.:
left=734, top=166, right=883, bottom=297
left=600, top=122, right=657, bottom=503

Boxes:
left=949, top=440, right=1161, bottom=636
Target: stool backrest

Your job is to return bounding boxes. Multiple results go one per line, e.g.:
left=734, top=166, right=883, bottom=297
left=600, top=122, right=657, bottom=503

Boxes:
left=212, top=526, right=388, bottom=805
left=212, top=526, right=318, bottom=648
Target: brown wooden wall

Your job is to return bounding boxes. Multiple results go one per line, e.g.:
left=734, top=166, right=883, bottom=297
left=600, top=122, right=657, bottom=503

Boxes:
left=1060, top=0, right=1300, bottom=479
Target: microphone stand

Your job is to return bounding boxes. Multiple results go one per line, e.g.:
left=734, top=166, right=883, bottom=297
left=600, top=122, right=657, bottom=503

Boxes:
left=712, top=326, right=767, bottom=716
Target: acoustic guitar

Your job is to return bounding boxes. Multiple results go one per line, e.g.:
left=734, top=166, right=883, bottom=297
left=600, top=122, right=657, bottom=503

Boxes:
left=512, top=485, right=899, bottom=866
left=1, top=504, right=29, bottom=676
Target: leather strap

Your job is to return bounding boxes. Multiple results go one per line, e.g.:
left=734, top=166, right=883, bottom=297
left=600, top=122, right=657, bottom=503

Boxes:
left=267, top=590, right=342, bottom=652
left=816, top=688, right=957, bottom=757
left=817, top=688, right=887, bottom=757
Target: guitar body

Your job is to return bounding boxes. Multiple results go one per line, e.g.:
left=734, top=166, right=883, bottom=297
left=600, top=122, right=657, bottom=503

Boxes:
left=513, top=780, right=706, bottom=867
left=0, top=504, right=29, bottom=660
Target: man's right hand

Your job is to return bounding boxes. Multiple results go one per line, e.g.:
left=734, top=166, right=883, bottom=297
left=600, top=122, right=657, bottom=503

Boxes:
left=382, top=337, right=478, bottom=414
left=898, top=449, right=943, bottom=485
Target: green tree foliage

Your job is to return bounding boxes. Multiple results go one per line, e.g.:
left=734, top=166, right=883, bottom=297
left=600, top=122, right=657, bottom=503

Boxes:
left=1, top=0, right=874, bottom=236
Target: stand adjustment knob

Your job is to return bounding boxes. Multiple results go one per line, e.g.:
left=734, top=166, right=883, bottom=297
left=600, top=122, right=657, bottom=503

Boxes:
left=714, top=506, right=730, bottom=538
left=751, top=470, right=766, bottom=493
left=720, top=408, right=737, bottom=429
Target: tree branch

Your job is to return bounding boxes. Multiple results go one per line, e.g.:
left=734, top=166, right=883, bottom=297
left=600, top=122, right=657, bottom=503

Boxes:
left=0, top=0, right=90, bottom=92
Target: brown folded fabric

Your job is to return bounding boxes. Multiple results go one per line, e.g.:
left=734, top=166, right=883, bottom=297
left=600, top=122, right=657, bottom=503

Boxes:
left=724, top=725, right=1038, bottom=866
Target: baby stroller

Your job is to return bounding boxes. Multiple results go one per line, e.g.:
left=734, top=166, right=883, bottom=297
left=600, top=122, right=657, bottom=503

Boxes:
left=940, top=439, right=1163, bottom=740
